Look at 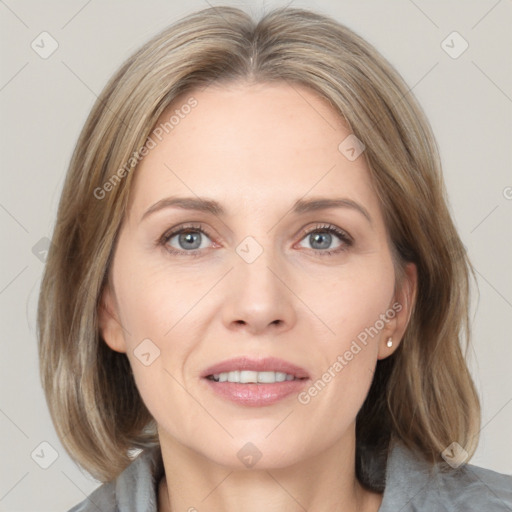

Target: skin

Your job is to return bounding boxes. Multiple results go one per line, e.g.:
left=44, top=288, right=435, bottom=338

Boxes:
left=99, top=81, right=417, bottom=512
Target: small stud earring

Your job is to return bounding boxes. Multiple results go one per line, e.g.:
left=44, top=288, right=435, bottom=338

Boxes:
left=386, top=337, right=393, bottom=348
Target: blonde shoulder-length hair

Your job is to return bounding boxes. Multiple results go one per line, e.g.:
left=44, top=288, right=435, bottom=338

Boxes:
left=38, top=5, right=480, bottom=488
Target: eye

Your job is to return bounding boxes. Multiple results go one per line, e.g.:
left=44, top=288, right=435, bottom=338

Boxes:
left=297, top=224, right=353, bottom=255
left=160, top=223, right=215, bottom=256
left=159, top=222, right=352, bottom=257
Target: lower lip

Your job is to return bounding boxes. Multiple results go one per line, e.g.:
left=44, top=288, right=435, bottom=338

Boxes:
left=203, top=378, right=308, bottom=406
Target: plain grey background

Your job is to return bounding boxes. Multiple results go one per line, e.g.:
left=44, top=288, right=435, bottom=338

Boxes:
left=1, top=0, right=511, bottom=510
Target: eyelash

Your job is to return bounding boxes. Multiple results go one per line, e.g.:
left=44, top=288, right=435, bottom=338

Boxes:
left=159, top=222, right=353, bottom=258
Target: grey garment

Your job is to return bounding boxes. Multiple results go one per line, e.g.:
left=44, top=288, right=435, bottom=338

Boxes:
left=69, top=440, right=512, bottom=512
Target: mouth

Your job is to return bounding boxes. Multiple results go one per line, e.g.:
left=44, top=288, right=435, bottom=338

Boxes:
left=201, top=357, right=310, bottom=407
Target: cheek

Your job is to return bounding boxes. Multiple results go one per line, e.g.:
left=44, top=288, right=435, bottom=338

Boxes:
left=305, top=256, right=396, bottom=343
left=113, top=251, right=198, bottom=343
left=115, top=274, right=195, bottom=378
left=298, top=258, right=395, bottom=406
left=111, top=252, right=210, bottom=415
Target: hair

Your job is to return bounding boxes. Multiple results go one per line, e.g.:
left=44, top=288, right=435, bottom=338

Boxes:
left=37, top=5, right=481, bottom=488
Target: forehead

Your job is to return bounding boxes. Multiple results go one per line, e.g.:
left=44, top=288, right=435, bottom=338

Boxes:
left=128, top=81, right=379, bottom=220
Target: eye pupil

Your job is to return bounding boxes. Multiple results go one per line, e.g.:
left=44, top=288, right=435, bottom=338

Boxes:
left=179, top=231, right=202, bottom=250
left=310, top=232, right=332, bottom=250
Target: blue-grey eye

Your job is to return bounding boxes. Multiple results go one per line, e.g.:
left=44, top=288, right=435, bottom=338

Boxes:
left=309, top=232, right=332, bottom=250
left=167, top=230, right=211, bottom=251
left=299, top=229, right=344, bottom=251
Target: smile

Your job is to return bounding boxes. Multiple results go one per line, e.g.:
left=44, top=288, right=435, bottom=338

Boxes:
left=201, top=357, right=310, bottom=406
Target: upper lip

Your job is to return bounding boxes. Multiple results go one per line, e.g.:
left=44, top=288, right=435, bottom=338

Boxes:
left=201, top=357, right=310, bottom=379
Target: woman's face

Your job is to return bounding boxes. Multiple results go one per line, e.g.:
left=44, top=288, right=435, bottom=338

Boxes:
left=100, top=81, right=415, bottom=469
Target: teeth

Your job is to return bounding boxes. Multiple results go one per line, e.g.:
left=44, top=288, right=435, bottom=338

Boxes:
left=240, top=371, right=258, bottom=383
left=210, top=370, right=298, bottom=383
left=228, top=371, right=240, bottom=382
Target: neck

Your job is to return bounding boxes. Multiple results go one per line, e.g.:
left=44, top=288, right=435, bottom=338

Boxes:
left=157, top=428, right=383, bottom=512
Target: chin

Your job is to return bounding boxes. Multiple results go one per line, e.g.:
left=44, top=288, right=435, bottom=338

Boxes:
left=191, top=433, right=312, bottom=471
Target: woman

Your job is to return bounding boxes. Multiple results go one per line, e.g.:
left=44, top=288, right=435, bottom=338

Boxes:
left=37, top=6, right=511, bottom=511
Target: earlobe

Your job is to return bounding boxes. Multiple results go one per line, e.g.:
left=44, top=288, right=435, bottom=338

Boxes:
left=97, top=284, right=127, bottom=353
left=378, top=336, right=396, bottom=360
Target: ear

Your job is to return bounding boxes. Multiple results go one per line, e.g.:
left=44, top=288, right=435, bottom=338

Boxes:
left=378, top=262, right=417, bottom=360
left=97, top=283, right=127, bottom=353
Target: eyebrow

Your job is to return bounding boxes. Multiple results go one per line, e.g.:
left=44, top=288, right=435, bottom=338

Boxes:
left=293, top=197, right=372, bottom=224
left=141, top=196, right=372, bottom=224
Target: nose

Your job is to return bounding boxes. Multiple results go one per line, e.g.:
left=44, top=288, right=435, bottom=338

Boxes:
left=221, top=244, right=297, bottom=336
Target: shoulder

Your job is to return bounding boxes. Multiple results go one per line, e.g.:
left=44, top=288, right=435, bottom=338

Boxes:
left=67, top=446, right=163, bottom=512
left=380, top=440, right=512, bottom=512
left=435, top=461, right=512, bottom=508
